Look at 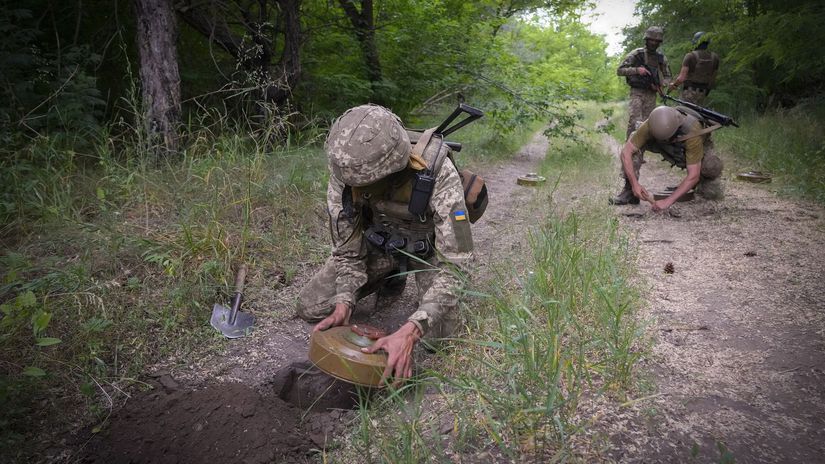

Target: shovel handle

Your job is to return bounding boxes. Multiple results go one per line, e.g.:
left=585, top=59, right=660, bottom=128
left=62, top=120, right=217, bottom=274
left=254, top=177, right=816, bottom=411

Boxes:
left=233, top=264, right=248, bottom=294
left=228, top=264, right=247, bottom=325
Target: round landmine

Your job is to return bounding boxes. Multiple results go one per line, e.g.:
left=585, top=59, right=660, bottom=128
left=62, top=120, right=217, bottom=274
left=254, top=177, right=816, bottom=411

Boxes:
left=736, top=171, right=772, bottom=183
left=517, top=173, right=546, bottom=186
left=653, top=190, right=695, bottom=202
left=309, top=325, right=388, bottom=387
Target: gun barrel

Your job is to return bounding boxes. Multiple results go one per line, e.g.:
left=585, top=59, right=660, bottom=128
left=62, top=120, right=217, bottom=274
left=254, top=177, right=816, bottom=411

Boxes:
left=663, top=94, right=738, bottom=127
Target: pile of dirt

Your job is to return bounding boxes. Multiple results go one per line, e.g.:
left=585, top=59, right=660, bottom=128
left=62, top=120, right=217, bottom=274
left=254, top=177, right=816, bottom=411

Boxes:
left=83, top=363, right=364, bottom=464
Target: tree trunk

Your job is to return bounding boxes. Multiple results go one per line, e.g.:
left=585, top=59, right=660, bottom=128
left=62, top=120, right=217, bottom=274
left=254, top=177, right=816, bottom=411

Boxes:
left=134, top=0, right=180, bottom=153
left=338, top=0, right=383, bottom=101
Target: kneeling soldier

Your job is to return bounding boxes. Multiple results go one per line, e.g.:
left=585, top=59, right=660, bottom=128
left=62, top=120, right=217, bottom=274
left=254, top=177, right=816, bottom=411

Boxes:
left=297, top=104, right=473, bottom=384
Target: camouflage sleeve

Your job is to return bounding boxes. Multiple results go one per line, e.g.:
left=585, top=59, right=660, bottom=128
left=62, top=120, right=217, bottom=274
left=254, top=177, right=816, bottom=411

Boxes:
left=661, top=53, right=672, bottom=80
left=684, top=121, right=705, bottom=165
left=617, top=49, right=642, bottom=76
left=407, top=160, right=473, bottom=335
left=326, top=173, right=368, bottom=307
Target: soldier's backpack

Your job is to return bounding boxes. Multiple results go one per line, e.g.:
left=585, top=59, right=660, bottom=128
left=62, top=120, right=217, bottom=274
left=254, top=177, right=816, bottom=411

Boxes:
left=407, top=128, right=488, bottom=223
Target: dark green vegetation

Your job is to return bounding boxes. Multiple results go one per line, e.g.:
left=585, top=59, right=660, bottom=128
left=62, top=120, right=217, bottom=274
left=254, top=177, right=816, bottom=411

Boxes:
left=628, top=0, right=825, bottom=203
left=1, top=0, right=823, bottom=461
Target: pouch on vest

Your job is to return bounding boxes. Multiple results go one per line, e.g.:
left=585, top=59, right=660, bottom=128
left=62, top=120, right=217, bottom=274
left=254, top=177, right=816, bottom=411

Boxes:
left=459, top=169, right=487, bottom=223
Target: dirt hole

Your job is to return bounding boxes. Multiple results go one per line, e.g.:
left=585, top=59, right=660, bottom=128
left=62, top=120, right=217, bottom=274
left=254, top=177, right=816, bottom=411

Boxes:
left=83, top=361, right=369, bottom=464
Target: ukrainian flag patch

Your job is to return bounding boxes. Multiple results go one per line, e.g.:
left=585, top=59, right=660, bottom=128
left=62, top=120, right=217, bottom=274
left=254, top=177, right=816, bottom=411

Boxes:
left=453, top=210, right=467, bottom=221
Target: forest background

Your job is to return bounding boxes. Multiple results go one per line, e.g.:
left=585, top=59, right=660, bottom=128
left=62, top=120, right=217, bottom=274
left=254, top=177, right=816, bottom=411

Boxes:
left=1, top=0, right=824, bottom=461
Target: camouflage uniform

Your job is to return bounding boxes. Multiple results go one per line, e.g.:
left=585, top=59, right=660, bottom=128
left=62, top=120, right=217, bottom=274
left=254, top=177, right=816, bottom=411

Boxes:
left=611, top=29, right=671, bottom=205
left=296, top=105, right=473, bottom=340
left=617, top=48, right=672, bottom=139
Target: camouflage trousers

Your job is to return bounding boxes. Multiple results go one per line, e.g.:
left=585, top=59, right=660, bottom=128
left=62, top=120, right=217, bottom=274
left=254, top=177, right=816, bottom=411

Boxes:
left=679, top=87, right=708, bottom=106
left=296, top=251, right=461, bottom=340
left=621, top=88, right=658, bottom=181
left=626, top=87, right=658, bottom=139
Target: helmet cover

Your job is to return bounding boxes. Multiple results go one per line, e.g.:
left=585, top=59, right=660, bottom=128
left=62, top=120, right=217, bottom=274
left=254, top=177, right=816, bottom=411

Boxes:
left=326, top=105, right=411, bottom=187
left=644, top=26, right=664, bottom=42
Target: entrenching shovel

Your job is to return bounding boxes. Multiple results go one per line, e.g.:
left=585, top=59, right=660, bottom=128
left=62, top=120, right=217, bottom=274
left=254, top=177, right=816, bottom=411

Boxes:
left=210, top=264, right=255, bottom=338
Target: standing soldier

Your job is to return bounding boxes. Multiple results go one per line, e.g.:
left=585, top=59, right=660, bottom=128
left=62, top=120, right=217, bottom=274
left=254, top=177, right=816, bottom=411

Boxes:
left=297, top=104, right=474, bottom=384
left=668, top=32, right=720, bottom=106
left=611, top=26, right=672, bottom=205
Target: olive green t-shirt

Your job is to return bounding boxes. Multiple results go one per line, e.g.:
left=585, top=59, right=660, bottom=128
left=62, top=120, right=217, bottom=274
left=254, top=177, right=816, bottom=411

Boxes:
left=630, top=119, right=705, bottom=165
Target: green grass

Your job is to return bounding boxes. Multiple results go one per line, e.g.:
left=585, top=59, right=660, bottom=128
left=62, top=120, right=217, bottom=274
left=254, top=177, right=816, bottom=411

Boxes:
left=0, top=103, right=538, bottom=460
left=714, top=103, right=825, bottom=204
left=0, top=119, right=331, bottom=458
left=338, top=103, right=647, bottom=462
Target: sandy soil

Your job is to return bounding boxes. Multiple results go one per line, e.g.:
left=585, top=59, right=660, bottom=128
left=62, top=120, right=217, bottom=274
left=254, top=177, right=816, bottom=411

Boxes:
left=66, top=130, right=825, bottom=463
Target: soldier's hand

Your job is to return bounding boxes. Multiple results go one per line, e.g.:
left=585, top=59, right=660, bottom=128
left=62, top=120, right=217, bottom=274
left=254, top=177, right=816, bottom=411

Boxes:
left=361, top=322, right=421, bottom=387
left=314, top=302, right=351, bottom=332
left=632, top=185, right=653, bottom=203
left=637, top=66, right=650, bottom=76
left=651, top=199, right=670, bottom=212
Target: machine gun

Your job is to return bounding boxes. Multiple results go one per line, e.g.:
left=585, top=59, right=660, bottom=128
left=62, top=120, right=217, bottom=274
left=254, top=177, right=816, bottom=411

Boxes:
left=662, top=94, right=739, bottom=127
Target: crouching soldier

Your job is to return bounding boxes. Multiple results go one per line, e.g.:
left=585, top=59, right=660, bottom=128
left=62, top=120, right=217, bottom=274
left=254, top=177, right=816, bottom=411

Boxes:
left=615, top=105, right=725, bottom=210
left=297, top=104, right=474, bottom=383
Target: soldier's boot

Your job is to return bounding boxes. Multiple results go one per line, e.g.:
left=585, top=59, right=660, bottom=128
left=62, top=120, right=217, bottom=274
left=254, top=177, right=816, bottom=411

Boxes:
left=609, top=155, right=643, bottom=206
left=609, top=180, right=640, bottom=205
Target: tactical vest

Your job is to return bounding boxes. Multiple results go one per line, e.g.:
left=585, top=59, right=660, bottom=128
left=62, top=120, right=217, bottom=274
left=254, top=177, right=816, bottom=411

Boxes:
left=626, top=48, right=665, bottom=89
left=642, top=106, right=711, bottom=169
left=685, top=50, right=717, bottom=88
left=346, top=129, right=486, bottom=259
left=353, top=167, right=437, bottom=259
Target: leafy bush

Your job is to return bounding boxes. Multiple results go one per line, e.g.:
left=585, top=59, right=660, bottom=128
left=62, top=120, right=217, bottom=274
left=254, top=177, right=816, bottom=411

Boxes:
left=0, top=7, right=105, bottom=144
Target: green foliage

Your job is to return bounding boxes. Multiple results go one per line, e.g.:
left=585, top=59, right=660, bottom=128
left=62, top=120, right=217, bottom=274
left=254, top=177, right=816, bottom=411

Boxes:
left=298, top=0, right=611, bottom=134
left=0, top=5, right=105, bottom=143
left=624, top=0, right=825, bottom=112
left=714, top=101, right=825, bottom=203
left=0, top=111, right=331, bottom=458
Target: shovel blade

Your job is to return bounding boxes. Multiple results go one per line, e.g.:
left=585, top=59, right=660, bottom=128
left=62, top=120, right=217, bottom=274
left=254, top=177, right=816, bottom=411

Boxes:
left=210, top=303, right=256, bottom=339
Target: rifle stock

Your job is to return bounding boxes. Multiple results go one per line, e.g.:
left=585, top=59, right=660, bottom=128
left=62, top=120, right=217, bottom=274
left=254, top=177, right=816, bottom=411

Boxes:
left=411, top=104, right=485, bottom=152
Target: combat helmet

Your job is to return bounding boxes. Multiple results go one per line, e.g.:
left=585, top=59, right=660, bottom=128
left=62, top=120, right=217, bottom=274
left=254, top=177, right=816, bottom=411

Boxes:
left=644, top=26, right=664, bottom=42
left=648, top=106, right=684, bottom=141
left=326, top=104, right=411, bottom=187
left=692, top=31, right=711, bottom=47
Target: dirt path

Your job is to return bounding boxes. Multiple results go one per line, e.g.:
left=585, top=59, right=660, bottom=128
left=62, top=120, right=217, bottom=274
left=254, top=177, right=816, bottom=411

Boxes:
left=72, top=132, right=551, bottom=464
left=71, top=130, right=824, bottom=463
left=602, top=146, right=825, bottom=463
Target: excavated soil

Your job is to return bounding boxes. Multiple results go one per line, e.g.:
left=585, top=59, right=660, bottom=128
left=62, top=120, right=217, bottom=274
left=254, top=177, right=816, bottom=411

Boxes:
left=73, top=132, right=552, bottom=464
left=82, top=363, right=365, bottom=464
left=70, top=128, right=824, bottom=464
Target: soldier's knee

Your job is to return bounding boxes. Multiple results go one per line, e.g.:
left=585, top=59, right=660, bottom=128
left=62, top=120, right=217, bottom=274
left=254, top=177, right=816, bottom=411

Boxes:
left=295, top=288, right=331, bottom=322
